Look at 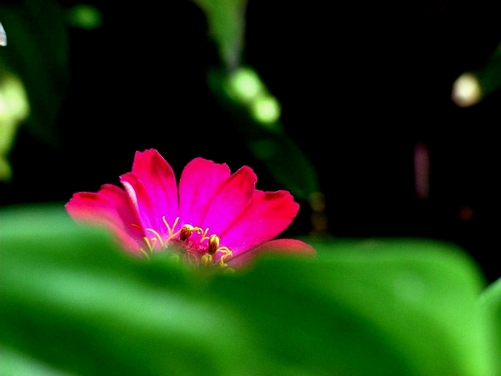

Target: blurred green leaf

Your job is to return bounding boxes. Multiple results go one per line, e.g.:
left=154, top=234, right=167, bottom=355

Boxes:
left=66, top=4, right=103, bottom=30
left=0, top=71, right=30, bottom=181
left=0, top=205, right=260, bottom=376
left=248, top=135, right=319, bottom=199
left=225, top=67, right=283, bottom=129
left=479, top=277, right=501, bottom=374
left=1, top=345, right=71, bottom=376
left=209, top=68, right=319, bottom=200
left=193, top=0, right=247, bottom=70
left=192, top=0, right=319, bottom=200
left=302, top=239, right=493, bottom=375
left=0, top=205, right=494, bottom=375
left=0, top=0, right=69, bottom=146
left=474, top=47, right=501, bottom=101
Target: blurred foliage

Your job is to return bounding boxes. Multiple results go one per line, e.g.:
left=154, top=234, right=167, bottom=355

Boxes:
left=193, top=0, right=319, bottom=201
left=0, top=0, right=69, bottom=169
left=474, top=45, right=501, bottom=100
left=192, top=0, right=247, bottom=70
left=66, top=4, right=102, bottom=30
left=0, top=71, right=29, bottom=180
left=0, top=204, right=497, bottom=375
left=209, top=67, right=319, bottom=200
left=480, top=277, right=501, bottom=373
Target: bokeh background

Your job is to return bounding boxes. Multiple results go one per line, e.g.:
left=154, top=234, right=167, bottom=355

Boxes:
left=2, top=0, right=501, bottom=282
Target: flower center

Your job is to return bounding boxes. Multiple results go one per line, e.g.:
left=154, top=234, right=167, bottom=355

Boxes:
left=139, top=217, right=233, bottom=268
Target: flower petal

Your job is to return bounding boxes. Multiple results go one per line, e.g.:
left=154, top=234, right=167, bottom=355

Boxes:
left=220, top=190, right=299, bottom=255
left=130, top=149, right=179, bottom=227
left=178, top=158, right=231, bottom=228
left=199, top=166, right=257, bottom=236
left=119, top=172, right=166, bottom=238
left=227, top=239, right=316, bottom=267
left=65, top=184, right=145, bottom=253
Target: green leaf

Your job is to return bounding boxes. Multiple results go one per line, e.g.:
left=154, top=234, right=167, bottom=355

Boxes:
left=0, top=205, right=258, bottom=375
left=66, top=4, right=103, bottom=30
left=209, top=68, right=320, bottom=200
left=295, top=239, right=493, bottom=375
left=473, top=47, right=501, bottom=103
left=0, top=0, right=69, bottom=146
left=0, top=206, right=494, bottom=375
left=193, top=0, right=247, bottom=70
left=1, top=345, right=71, bottom=376
left=479, top=277, right=501, bottom=373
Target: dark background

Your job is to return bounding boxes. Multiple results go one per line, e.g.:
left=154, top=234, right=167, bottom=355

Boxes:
left=2, top=0, right=501, bottom=281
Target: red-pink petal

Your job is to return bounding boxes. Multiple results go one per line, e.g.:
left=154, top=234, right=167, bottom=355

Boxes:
left=220, top=190, right=299, bottom=255
left=120, top=172, right=166, bottom=238
left=178, top=158, right=231, bottom=228
left=227, top=239, right=316, bottom=267
left=198, top=166, right=257, bottom=236
left=65, top=184, right=145, bottom=253
left=130, top=149, right=179, bottom=227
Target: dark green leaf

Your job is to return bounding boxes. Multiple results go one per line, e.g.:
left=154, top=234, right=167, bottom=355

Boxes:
left=209, top=69, right=320, bottom=200
left=193, top=0, right=247, bottom=70
left=0, top=0, right=69, bottom=146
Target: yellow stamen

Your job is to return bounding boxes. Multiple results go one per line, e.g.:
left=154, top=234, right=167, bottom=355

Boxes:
left=139, top=247, right=151, bottom=258
left=208, top=234, right=220, bottom=255
left=145, top=228, right=165, bottom=247
left=200, top=227, right=210, bottom=241
left=179, top=224, right=204, bottom=241
left=201, top=253, right=213, bottom=267
left=179, top=224, right=194, bottom=241
left=207, top=234, right=233, bottom=267
left=143, top=236, right=155, bottom=252
left=217, top=246, right=232, bottom=267
left=164, top=216, right=181, bottom=240
left=134, top=216, right=233, bottom=268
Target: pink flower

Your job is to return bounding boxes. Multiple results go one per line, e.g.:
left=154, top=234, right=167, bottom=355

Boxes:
left=66, top=149, right=314, bottom=268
